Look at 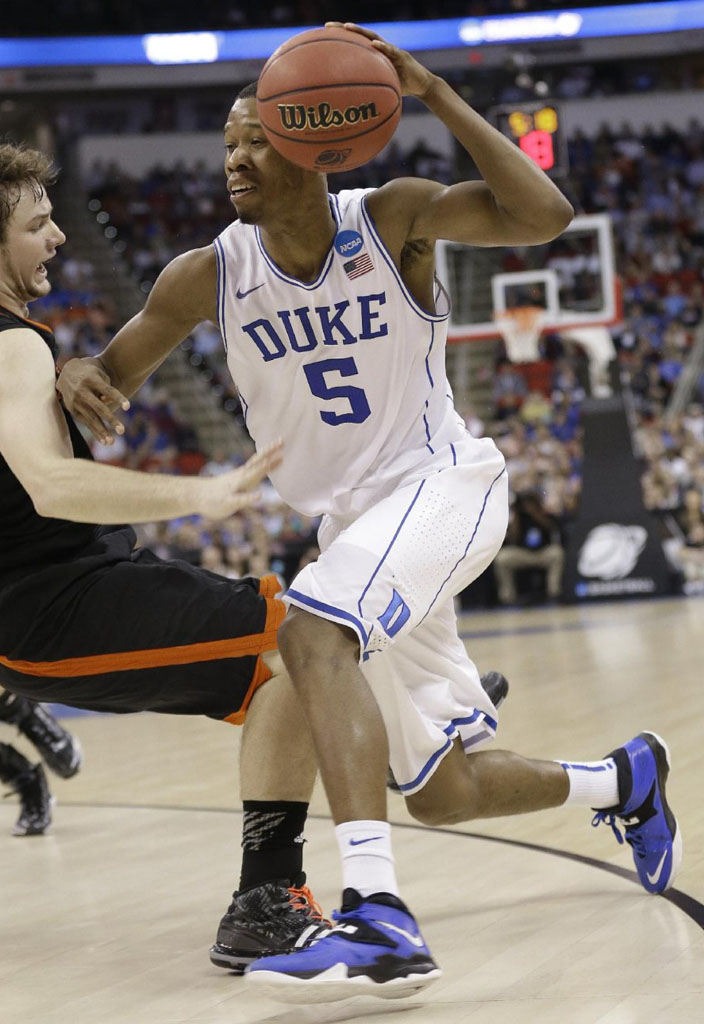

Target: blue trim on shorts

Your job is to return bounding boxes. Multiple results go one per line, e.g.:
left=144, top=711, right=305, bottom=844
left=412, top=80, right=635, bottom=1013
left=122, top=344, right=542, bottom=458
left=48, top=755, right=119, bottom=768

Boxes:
left=357, top=480, right=427, bottom=620
left=397, top=737, right=453, bottom=793
left=444, top=710, right=498, bottom=733
left=419, top=466, right=507, bottom=625
left=398, top=709, right=498, bottom=793
left=285, top=588, right=369, bottom=647
left=450, top=443, right=457, bottom=466
left=463, top=730, right=491, bottom=750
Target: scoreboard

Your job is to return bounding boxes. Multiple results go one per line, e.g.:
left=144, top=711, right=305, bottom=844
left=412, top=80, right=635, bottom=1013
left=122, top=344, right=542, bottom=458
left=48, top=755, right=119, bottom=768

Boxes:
left=489, top=101, right=568, bottom=177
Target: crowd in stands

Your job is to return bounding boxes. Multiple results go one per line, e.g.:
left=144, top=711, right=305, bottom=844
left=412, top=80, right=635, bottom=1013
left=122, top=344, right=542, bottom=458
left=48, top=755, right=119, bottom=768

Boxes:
left=456, top=352, right=587, bottom=606
left=471, top=119, right=704, bottom=599
left=569, top=118, right=704, bottom=590
left=84, top=136, right=453, bottom=286
left=634, top=406, right=704, bottom=588
left=13, top=0, right=656, bottom=38
left=86, top=161, right=233, bottom=286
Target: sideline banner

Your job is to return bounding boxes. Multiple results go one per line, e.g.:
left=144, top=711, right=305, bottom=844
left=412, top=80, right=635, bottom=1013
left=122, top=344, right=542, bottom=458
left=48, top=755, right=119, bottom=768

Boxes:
left=562, top=397, right=673, bottom=602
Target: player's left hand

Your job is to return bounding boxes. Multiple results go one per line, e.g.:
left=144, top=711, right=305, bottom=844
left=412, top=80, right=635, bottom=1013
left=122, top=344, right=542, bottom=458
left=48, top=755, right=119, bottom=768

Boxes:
left=57, top=357, right=129, bottom=446
left=199, top=440, right=284, bottom=518
left=325, top=22, right=436, bottom=100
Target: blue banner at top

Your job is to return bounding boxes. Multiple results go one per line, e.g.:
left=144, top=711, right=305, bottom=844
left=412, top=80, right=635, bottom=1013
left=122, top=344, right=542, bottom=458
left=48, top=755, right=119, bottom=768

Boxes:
left=1, top=2, right=703, bottom=68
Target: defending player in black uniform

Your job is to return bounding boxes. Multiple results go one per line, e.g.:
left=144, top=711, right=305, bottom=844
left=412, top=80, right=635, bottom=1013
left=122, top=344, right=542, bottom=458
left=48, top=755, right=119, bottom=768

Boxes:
left=0, top=689, right=82, bottom=835
left=0, top=142, right=327, bottom=968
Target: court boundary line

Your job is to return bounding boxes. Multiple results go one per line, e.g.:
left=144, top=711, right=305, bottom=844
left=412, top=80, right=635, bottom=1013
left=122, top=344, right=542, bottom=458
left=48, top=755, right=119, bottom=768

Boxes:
left=49, top=801, right=704, bottom=931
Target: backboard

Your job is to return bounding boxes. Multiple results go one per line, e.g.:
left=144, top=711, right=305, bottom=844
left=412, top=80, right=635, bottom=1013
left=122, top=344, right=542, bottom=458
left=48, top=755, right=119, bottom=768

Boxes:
left=436, top=213, right=620, bottom=343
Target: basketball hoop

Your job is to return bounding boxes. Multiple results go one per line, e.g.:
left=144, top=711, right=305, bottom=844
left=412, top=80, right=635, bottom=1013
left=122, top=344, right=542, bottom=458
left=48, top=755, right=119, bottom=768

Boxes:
left=495, top=306, right=546, bottom=363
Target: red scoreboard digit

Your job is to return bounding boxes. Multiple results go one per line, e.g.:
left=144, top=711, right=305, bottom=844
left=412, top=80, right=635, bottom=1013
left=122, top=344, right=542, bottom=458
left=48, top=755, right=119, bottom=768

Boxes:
left=489, top=102, right=568, bottom=177
left=520, top=129, right=555, bottom=170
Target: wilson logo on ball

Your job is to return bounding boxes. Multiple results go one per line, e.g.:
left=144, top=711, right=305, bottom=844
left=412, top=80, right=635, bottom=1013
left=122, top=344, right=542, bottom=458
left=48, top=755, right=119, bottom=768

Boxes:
left=277, top=101, right=380, bottom=132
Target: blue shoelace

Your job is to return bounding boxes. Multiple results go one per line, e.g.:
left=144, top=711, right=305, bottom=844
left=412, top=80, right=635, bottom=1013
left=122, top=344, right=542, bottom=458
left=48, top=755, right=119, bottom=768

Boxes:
left=592, top=811, right=648, bottom=859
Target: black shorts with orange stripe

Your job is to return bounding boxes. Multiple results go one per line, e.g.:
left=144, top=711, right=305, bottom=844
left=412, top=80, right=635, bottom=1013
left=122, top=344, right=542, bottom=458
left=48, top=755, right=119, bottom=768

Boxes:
left=0, top=527, right=285, bottom=723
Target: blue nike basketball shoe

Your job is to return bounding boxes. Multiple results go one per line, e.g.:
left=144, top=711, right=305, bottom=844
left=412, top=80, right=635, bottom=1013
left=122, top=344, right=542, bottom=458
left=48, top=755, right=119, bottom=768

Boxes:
left=592, top=731, right=681, bottom=894
left=245, top=888, right=441, bottom=1003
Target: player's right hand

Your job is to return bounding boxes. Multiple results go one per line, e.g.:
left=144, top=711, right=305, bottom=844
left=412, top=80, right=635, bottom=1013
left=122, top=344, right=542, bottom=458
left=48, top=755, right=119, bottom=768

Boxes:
left=325, top=22, right=436, bottom=100
left=57, top=357, right=130, bottom=445
left=199, top=440, right=284, bottom=518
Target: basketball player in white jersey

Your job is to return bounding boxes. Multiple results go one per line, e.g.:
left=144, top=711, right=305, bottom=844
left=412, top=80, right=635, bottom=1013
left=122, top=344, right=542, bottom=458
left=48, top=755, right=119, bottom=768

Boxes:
left=60, top=22, right=680, bottom=1004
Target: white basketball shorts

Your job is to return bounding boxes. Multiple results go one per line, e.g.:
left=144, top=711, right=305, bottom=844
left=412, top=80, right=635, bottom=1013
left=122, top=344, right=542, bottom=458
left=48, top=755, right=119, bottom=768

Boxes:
left=284, top=436, right=509, bottom=794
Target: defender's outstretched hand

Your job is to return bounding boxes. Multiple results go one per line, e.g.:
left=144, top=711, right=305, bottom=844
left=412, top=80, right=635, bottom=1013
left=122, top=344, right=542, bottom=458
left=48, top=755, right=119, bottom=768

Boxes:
left=201, top=440, right=284, bottom=519
left=57, top=357, right=130, bottom=445
left=325, top=22, right=436, bottom=99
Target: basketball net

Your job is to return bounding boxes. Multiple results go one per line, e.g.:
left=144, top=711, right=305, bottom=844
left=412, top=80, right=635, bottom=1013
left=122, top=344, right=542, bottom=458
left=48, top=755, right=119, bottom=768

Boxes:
left=495, top=306, right=546, bottom=363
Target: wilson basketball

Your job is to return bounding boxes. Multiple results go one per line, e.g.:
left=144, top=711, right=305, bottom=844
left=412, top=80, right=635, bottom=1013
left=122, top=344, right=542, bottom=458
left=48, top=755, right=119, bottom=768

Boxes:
left=256, top=26, right=402, bottom=173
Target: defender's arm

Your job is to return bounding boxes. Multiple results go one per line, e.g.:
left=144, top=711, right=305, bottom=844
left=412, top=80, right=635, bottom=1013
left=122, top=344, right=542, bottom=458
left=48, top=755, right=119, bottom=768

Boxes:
left=1, top=328, right=280, bottom=523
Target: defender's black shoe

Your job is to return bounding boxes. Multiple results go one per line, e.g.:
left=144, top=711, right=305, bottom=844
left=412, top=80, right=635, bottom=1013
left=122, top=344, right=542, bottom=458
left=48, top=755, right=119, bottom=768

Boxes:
left=210, top=873, right=330, bottom=974
left=479, top=670, right=509, bottom=710
left=0, top=744, right=53, bottom=836
left=0, top=694, right=82, bottom=779
left=387, top=670, right=510, bottom=793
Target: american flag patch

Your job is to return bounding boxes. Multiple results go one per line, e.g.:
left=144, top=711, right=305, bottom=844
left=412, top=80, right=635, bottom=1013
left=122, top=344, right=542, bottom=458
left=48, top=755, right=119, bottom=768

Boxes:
left=343, top=253, right=374, bottom=280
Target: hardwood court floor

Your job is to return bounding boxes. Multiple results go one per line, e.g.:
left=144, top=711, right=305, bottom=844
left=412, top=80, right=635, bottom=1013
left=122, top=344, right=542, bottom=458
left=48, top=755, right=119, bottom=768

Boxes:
left=1, top=597, right=702, bottom=1024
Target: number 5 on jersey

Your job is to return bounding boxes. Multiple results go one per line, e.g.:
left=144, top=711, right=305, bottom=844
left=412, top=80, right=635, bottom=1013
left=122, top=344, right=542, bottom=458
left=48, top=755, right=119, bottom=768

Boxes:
left=303, top=357, right=371, bottom=426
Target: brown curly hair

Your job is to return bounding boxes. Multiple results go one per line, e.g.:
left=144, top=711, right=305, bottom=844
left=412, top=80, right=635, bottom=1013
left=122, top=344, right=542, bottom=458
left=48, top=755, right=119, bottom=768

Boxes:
left=0, top=143, right=57, bottom=244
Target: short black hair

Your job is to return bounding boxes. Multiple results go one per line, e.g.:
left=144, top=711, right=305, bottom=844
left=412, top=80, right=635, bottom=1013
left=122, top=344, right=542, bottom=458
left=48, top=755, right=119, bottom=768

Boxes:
left=237, top=81, right=258, bottom=100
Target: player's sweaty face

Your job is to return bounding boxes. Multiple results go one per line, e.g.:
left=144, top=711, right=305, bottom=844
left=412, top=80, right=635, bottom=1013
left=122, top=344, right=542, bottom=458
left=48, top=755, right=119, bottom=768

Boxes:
left=0, top=187, right=65, bottom=307
left=224, top=98, right=304, bottom=224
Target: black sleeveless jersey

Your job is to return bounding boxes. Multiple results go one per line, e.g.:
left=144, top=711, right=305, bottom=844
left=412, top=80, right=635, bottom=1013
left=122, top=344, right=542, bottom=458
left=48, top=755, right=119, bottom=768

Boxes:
left=0, top=305, right=110, bottom=586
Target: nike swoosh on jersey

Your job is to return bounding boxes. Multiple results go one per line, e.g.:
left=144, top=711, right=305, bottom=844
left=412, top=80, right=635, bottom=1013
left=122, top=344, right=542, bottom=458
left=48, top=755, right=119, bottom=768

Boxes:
left=349, top=836, right=384, bottom=846
left=375, top=920, right=426, bottom=948
left=646, top=848, right=670, bottom=885
left=236, top=283, right=265, bottom=299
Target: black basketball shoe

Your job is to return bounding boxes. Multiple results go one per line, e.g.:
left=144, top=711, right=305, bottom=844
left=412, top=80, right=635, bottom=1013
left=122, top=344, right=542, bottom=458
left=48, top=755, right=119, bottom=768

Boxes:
left=0, top=743, right=53, bottom=836
left=387, top=670, right=510, bottom=793
left=210, top=873, right=330, bottom=974
left=0, top=693, right=82, bottom=779
left=479, top=670, right=510, bottom=710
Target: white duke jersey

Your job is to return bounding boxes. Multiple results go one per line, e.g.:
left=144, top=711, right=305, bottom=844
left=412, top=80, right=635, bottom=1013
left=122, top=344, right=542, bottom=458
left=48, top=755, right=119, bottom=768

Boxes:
left=214, top=187, right=473, bottom=519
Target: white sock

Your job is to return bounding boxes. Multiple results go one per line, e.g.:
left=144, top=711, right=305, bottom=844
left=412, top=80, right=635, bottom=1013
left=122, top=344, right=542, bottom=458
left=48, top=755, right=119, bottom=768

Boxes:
left=557, top=758, right=619, bottom=809
left=335, top=820, right=399, bottom=898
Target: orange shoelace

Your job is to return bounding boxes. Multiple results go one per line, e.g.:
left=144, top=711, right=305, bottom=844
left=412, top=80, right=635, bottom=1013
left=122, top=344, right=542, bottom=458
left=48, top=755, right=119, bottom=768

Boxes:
left=288, top=883, right=329, bottom=924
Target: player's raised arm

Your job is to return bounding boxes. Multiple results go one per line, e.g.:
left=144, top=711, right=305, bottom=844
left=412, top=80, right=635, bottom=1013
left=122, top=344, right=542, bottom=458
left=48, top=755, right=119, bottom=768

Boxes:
left=57, top=245, right=217, bottom=443
left=335, top=22, right=573, bottom=249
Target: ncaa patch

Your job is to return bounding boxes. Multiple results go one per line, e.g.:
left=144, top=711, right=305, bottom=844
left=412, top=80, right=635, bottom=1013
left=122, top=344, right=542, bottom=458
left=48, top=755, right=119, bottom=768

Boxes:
left=334, top=230, right=364, bottom=258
